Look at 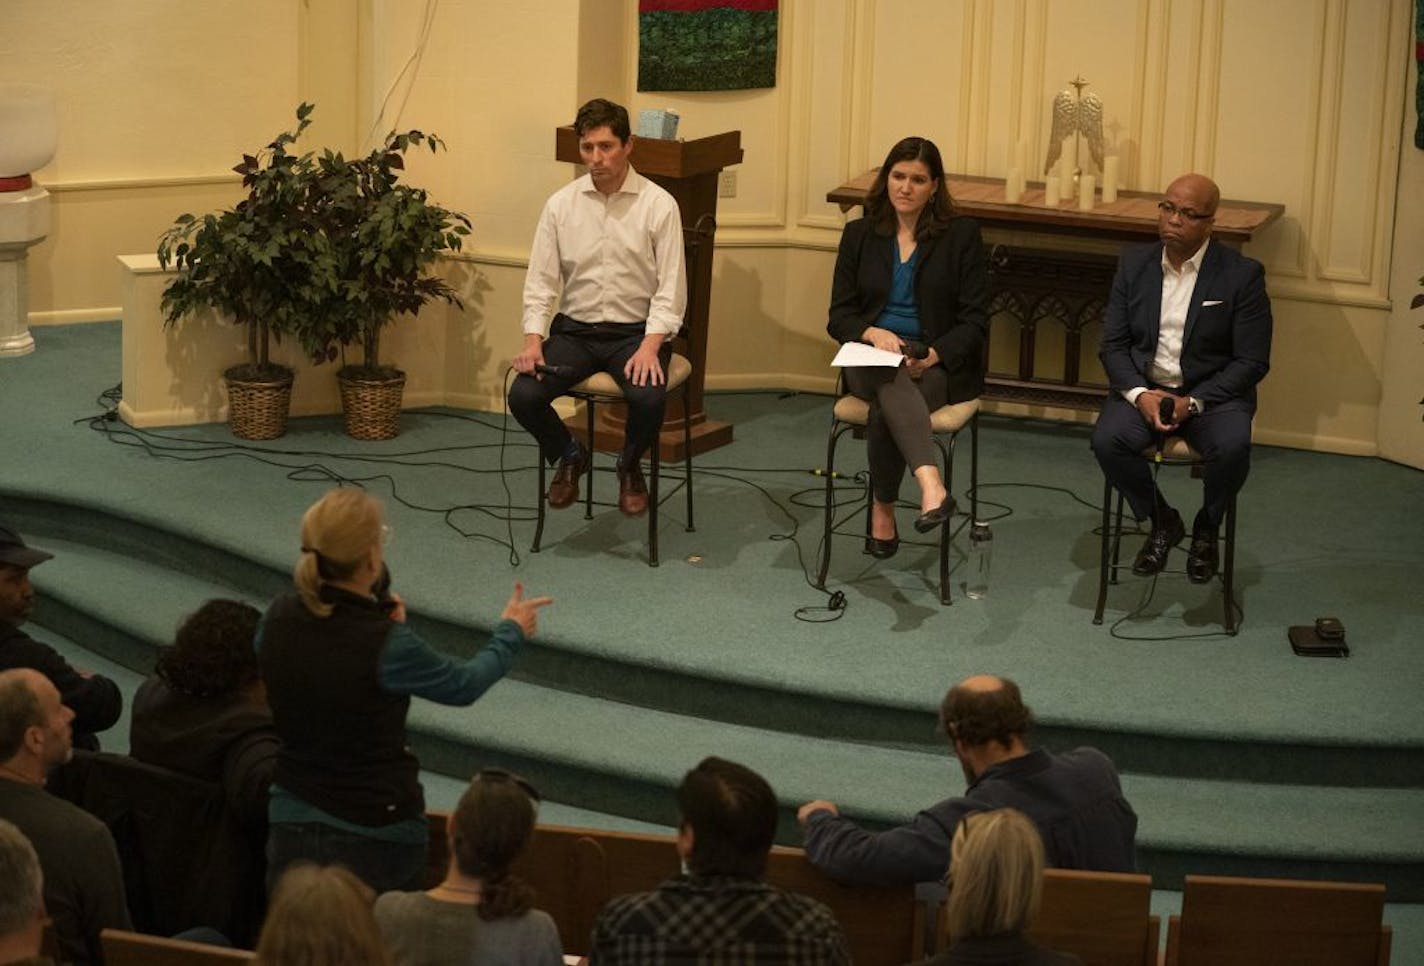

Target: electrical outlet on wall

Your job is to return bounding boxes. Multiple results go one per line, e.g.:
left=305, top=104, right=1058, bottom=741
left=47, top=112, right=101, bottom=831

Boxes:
left=718, top=170, right=737, bottom=198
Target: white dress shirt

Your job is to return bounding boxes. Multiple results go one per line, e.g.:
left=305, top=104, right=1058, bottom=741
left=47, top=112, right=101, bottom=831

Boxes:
left=1124, top=238, right=1209, bottom=410
left=521, top=168, right=687, bottom=338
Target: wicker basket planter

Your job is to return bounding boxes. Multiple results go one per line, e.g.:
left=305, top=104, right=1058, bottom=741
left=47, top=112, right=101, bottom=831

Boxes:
left=224, top=365, right=294, bottom=440
left=338, top=367, right=406, bottom=440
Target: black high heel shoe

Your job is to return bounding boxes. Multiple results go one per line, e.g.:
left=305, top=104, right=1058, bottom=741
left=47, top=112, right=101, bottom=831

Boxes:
left=914, top=495, right=955, bottom=533
left=864, top=530, right=900, bottom=559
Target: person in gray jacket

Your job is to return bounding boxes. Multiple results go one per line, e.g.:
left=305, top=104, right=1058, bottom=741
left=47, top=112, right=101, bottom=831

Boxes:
left=797, top=674, right=1137, bottom=887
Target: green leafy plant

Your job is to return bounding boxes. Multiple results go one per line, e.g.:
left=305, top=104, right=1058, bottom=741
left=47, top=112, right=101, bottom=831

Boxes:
left=317, top=129, right=471, bottom=378
left=157, top=103, right=335, bottom=379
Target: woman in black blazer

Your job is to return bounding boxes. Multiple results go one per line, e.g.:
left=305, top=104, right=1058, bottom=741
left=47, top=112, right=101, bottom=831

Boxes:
left=827, top=136, right=988, bottom=556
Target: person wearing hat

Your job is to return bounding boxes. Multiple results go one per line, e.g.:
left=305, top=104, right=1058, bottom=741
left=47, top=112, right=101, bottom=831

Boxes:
left=0, top=522, right=122, bottom=749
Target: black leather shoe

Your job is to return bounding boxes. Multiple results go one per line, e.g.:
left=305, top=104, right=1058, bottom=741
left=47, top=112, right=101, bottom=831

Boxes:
left=1187, top=526, right=1219, bottom=584
left=913, top=495, right=955, bottom=534
left=547, top=444, right=589, bottom=509
left=864, top=531, right=900, bottom=559
left=1132, top=507, right=1184, bottom=576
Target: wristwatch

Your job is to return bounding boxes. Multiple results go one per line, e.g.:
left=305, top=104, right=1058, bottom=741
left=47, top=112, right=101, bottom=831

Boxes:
left=1187, top=397, right=1202, bottom=416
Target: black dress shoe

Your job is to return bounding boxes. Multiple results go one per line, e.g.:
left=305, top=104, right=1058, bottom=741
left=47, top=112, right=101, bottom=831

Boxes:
left=864, top=532, right=900, bottom=559
left=1131, top=507, right=1185, bottom=576
left=913, top=495, right=955, bottom=534
left=1187, top=527, right=1219, bottom=583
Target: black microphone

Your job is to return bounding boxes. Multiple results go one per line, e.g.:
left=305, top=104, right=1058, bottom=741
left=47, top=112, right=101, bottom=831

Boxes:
left=903, top=341, right=931, bottom=360
left=1158, top=395, right=1177, bottom=427
left=534, top=362, right=574, bottom=378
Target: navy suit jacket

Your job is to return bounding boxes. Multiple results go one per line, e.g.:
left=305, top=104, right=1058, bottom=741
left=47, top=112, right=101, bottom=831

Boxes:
left=827, top=215, right=989, bottom=403
left=1099, top=240, right=1272, bottom=410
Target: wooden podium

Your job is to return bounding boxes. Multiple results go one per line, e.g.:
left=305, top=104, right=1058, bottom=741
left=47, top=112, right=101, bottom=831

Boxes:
left=554, top=127, right=742, bottom=459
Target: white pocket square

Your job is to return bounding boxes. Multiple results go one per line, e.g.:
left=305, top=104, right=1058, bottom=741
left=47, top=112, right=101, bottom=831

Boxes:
left=1201, top=299, right=1223, bottom=307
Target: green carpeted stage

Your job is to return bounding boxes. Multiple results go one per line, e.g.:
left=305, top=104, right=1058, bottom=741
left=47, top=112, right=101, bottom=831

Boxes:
left=3, top=323, right=1422, bottom=946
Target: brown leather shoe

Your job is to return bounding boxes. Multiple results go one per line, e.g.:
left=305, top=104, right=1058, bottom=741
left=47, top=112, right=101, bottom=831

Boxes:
left=617, top=461, right=649, bottom=517
left=547, top=445, right=589, bottom=509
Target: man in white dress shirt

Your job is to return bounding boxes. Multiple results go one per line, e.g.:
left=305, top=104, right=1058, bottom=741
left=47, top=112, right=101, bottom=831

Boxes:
left=510, top=99, right=687, bottom=517
left=1091, top=173, right=1272, bottom=583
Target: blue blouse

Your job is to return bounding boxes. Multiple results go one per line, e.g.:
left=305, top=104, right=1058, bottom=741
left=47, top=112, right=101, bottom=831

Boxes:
left=875, top=241, right=922, bottom=339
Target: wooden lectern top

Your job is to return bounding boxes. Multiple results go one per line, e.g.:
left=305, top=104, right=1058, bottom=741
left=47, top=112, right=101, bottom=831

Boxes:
left=555, top=127, right=743, bottom=180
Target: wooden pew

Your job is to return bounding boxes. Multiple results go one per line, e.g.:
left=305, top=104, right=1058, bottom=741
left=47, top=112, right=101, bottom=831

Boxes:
left=430, top=818, right=923, bottom=966
left=1164, top=874, right=1391, bottom=966
left=1031, top=868, right=1160, bottom=966
left=100, top=929, right=255, bottom=965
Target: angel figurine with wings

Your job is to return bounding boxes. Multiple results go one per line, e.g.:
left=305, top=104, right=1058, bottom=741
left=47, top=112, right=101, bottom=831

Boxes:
left=1045, top=77, right=1106, bottom=176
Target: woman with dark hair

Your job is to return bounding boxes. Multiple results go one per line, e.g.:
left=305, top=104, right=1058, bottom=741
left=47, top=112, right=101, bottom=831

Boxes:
left=130, top=598, right=278, bottom=824
left=374, top=769, right=562, bottom=966
left=827, top=136, right=988, bottom=556
left=259, top=488, right=553, bottom=896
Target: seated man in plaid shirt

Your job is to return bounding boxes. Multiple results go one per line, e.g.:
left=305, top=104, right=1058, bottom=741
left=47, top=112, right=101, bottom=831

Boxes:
left=590, top=757, right=850, bottom=966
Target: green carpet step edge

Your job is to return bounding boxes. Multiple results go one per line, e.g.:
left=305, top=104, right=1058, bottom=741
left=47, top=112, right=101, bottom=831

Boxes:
left=16, top=514, right=1424, bottom=795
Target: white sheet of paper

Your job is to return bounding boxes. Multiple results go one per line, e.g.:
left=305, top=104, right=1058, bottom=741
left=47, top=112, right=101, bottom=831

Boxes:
left=831, top=342, right=905, bottom=367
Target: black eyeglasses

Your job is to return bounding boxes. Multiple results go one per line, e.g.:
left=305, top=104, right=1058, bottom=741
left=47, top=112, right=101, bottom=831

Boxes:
left=1157, top=200, right=1215, bottom=222
left=475, top=768, right=542, bottom=804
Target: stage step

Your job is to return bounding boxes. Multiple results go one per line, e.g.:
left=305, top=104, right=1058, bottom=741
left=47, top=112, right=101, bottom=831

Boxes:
left=20, top=531, right=1424, bottom=899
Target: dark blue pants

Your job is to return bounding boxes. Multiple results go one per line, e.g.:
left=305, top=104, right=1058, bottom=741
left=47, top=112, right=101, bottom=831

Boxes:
left=1090, top=393, right=1253, bottom=528
left=508, top=315, right=671, bottom=465
left=266, top=821, right=427, bottom=897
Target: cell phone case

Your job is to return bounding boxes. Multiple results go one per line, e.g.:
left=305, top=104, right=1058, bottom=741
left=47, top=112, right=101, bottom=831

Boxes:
left=1289, top=624, right=1349, bottom=658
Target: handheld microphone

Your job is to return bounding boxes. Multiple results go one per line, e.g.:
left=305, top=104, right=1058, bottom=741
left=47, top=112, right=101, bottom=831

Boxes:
left=534, top=362, right=574, bottom=379
left=1158, top=395, right=1177, bottom=427
left=902, top=341, right=931, bottom=360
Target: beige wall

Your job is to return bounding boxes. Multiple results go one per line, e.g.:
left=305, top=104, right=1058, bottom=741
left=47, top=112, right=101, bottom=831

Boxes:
left=6, top=0, right=1419, bottom=466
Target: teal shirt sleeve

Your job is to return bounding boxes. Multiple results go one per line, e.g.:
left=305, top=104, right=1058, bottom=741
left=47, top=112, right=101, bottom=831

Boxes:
left=377, top=618, right=525, bottom=705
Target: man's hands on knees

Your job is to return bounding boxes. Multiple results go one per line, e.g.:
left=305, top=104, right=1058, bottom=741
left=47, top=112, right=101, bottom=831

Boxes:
left=514, top=334, right=546, bottom=377
left=501, top=582, right=554, bottom=639
left=1136, top=389, right=1188, bottom=432
left=624, top=335, right=666, bottom=387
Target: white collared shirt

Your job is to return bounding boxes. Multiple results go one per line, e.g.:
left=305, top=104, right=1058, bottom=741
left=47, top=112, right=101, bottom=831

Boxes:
left=1124, top=239, right=1210, bottom=408
left=521, top=168, right=687, bottom=337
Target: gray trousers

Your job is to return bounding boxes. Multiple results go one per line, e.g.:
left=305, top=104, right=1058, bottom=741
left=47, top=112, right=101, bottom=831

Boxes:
left=843, top=364, right=949, bottom=504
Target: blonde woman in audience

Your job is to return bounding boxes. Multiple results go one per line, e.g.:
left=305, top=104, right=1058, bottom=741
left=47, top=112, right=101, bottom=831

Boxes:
left=928, top=808, right=1082, bottom=966
left=374, top=769, right=562, bottom=966
left=255, top=864, right=391, bottom=966
left=258, top=488, right=553, bottom=894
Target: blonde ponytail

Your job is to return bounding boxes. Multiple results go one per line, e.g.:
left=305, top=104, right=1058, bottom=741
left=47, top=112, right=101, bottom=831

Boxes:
left=293, top=488, right=385, bottom=618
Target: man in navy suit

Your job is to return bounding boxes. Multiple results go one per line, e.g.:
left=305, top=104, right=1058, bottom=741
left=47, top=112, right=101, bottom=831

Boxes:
left=1091, top=174, right=1273, bottom=583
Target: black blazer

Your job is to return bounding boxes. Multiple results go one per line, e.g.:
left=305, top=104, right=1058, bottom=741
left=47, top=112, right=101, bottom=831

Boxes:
left=827, top=215, right=989, bottom=403
left=1099, top=239, right=1272, bottom=409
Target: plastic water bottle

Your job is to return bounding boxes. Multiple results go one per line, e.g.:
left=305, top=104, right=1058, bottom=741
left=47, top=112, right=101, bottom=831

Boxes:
left=966, top=522, right=992, bottom=599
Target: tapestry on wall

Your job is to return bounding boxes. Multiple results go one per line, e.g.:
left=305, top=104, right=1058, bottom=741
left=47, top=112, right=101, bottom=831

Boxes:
left=1416, top=0, right=1423, bottom=148
left=638, top=0, right=778, bottom=92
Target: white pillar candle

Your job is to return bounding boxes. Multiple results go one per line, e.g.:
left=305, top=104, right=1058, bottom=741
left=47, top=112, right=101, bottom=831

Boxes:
left=1078, top=174, right=1096, bottom=210
left=1060, top=137, right=1077, bottom=197
left=1102, top=155, right=1119, bottom=203
left=1004, top=167, right=1024, bottom=203
left=1044, top=170, right=1061, bottom=207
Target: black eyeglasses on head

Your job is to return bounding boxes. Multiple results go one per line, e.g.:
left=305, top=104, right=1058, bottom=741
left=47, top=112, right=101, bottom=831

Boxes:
left=475, top=767, right=542, bottom=804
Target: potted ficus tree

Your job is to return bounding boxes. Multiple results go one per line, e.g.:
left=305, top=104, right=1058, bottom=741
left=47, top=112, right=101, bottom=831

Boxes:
left=317, top=129, right=471, bottom=440
left=157, top=103, right=335, bottom=440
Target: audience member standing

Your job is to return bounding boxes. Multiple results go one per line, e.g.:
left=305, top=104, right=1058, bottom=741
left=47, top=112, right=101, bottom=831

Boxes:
left=0, top=524, right=122, bottom=749
left=130, top=598, right=278, bottom=824
left=256, top=864, right=391, bottom=966
left=0, top=818, right=46, bottom=965
left=591, top=757, right=850, bottom=966
left=926, top=808, right=1082, bottom=966
left=0, top=669, right=131, bottom=965
left=799, top=675, right=1136, bottom=886
left=259, top=488, right=552, bottom=894
left=375, top=769, right=562, bottom=966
